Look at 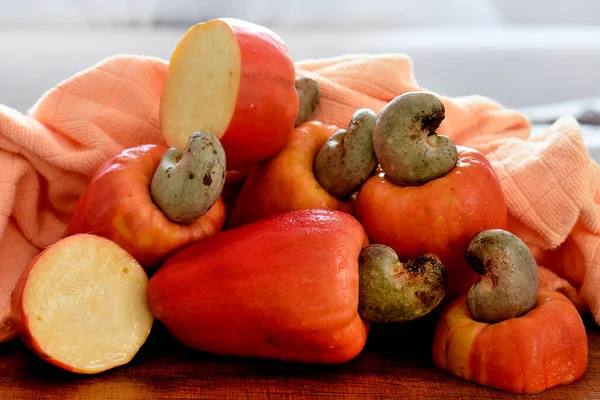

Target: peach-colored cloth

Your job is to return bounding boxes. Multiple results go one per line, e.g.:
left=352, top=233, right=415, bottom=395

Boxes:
left=0, top=56, right=168, bottom=341
left=0, top=53, right=598, bottom=341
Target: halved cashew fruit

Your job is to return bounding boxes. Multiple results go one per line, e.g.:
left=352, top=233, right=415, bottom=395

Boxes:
left=358, top=244, right=447, bottom=323
left=11, top=234, right=153, bottom=374
left=295, top=76, right=320, bottom=126
left=314, top=109, right=378, bottom=199
left=374, top=92, right=458, bottom=186
left=151, top=131, right=226, bottom=224
left=466, top=229, right=539, bottom=323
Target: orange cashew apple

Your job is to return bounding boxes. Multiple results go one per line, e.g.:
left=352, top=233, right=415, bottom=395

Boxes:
left=67, top=133, right=226, bottom=269
left=432, top=229, right=588, bottom=394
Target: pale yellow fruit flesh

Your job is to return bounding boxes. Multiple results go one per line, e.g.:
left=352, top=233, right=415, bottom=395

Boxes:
left=161, top=20, right=241, bottom=150
left=23, top=235, right=153, bottom=373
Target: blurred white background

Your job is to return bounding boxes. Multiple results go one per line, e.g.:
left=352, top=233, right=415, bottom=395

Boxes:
left=1, top=0, right=599, bottom=145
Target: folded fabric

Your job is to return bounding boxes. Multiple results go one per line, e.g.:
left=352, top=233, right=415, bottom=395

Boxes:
left=0, top=53, right=598, bottom=342
left=0, top=56, right=168, bottom=341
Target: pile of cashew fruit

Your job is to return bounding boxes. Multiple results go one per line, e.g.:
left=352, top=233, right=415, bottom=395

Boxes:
left=10, top=18, right=588, bottom=395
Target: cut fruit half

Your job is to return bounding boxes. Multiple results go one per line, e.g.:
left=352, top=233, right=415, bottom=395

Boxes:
left=161, top=20, right=241, bottom=148
left=11, top=234, right=154, bottom=374
left=160, top=18, right=299, bottom=170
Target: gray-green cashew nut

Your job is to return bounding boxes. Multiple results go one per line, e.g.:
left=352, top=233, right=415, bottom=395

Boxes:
left=150, top=131, right=226, bottom=224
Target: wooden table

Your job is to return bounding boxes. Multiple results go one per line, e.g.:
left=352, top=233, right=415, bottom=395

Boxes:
left=1, top=313, right=598, bottom=399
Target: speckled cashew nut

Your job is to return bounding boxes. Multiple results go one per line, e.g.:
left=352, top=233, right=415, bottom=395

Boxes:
left=314, top=109, right=379, bottom=199
left=374, top=92, right=458, bottom=186
left=150, top=131, right=226, bottom=224
left=294, top=76, right=320, bottom=126
left=358, top=244, right=447, bottom=323
left=466, top=229, right=539, bottom=324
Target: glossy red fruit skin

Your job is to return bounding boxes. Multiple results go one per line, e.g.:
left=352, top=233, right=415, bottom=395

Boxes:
left=356, top=146, right=508, bottom=299
left=66, top=144, right=226, bottom=269
left=148, top=209, right=370, bottom=364
left=217, top=18, right=299, bottom=170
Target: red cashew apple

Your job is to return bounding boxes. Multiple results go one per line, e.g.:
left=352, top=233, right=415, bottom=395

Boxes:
left=66, top=143, right=226, bottom=269
left=148, top=209, right=370, bottom=364
left=160, top=18, right=299, bottom=170
left=356, top=93, right=507, bottom=299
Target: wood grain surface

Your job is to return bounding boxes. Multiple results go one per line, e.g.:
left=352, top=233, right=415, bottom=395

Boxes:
left=0, top=311, right=598, bottom=399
